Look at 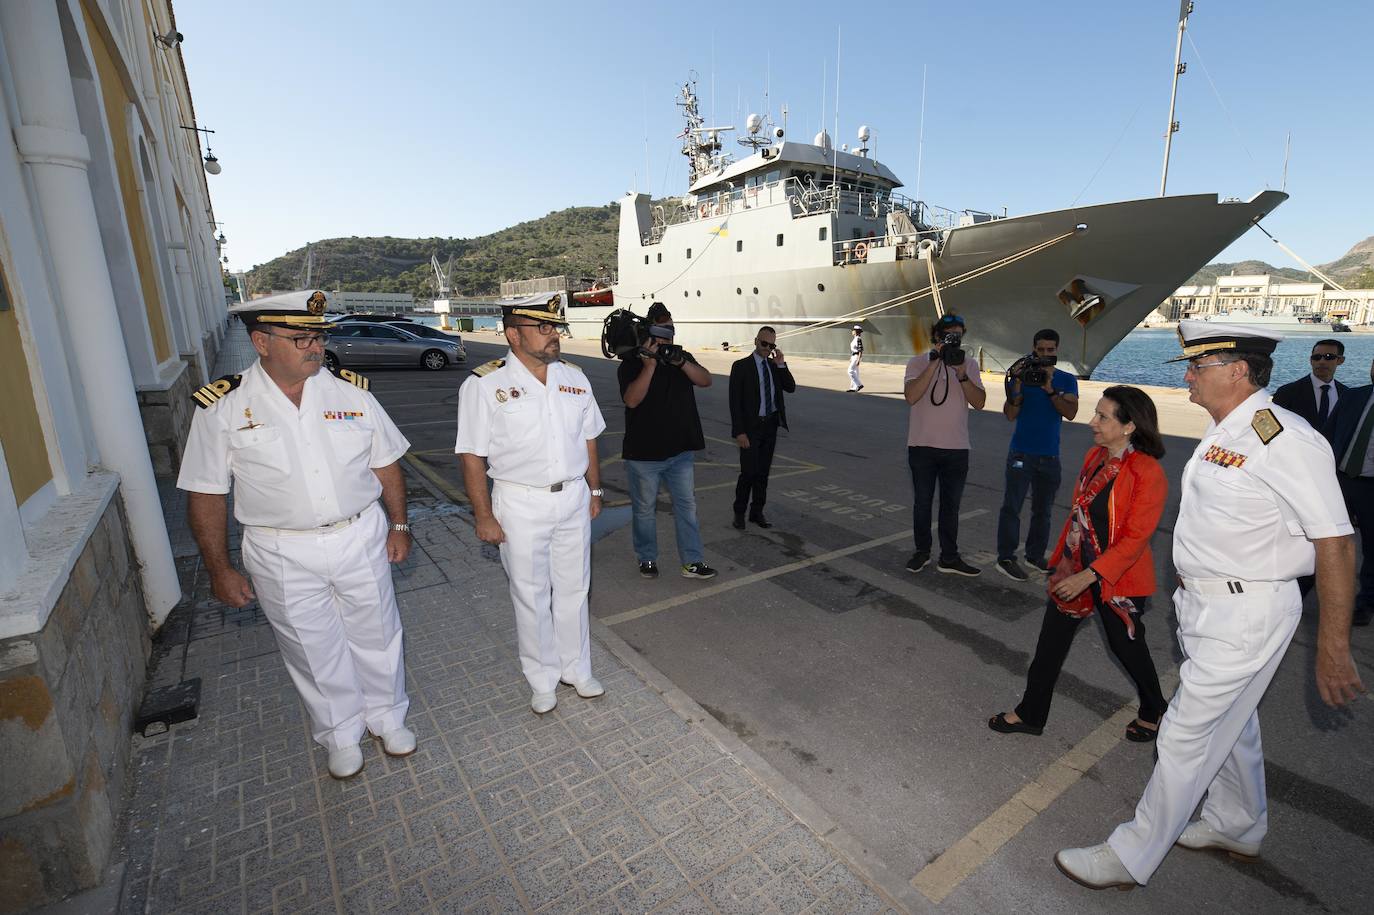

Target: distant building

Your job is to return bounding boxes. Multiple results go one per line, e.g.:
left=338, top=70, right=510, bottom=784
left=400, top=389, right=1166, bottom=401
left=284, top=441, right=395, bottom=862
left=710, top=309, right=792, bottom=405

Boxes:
left=1152, top=273, right=1374, bottom=324
left=328, top=290, right=415, bottom=315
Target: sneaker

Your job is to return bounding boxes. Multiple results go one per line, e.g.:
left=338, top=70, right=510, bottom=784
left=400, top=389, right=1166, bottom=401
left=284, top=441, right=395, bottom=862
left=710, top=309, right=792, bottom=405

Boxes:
left=995, top=558, right=1029, bottom=582
left=905, top=551, right=930, bottom=573
left=937, top=556, right=981, bottom=577
left=639, top=561, right=658, bottom=579
left=681, top=562, right=717, bottom=580
left=856, top=385, right=864, bottom=392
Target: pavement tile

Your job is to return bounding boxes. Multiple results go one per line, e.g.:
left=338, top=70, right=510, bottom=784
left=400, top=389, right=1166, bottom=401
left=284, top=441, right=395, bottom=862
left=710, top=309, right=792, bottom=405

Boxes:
left=700, top=854, right=782, bottom=915
left=754, top=823, right=837, bottom=881
left=420, top=828, right=504, bottom=898
left=242, top=854, right=333, bottom=914
left=485, top=804, right=562, bottom=864
left=613, top=847, right=693, bottom=913
left=508, top=841, right=592, bottom=910
left=635, top=778, right=706, bottom=837
left=577, top=808, right=659, bottom=862
left=332, top=826, right=405, bottom=891
left=430, top=872, right=527, bottom=915
left=663, top=821, right=749, bottom=881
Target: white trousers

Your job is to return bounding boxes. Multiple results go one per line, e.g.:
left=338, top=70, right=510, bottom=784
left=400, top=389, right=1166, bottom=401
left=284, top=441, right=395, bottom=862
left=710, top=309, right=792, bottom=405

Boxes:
left=241, top=501, right=408, bottom=751
left=492, top=480, right=593, bottom=694
left=1108, top=582, right=1301, bottom=883
left=847, top=355, right=862, bottom=390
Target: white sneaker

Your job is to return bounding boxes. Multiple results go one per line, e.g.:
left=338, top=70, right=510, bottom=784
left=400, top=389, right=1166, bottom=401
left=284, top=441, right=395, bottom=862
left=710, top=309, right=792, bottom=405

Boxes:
left=327, top=745, right=364, bottom=779
left=531, top=691, right=557, bottom=714
left=377, top=727, right=417, bottom=757
left=1054, top=843, right=1136, bottom=890
left=1176, top=819, right=1261, bottom=858
left=562, top=677, right=604, bottom=698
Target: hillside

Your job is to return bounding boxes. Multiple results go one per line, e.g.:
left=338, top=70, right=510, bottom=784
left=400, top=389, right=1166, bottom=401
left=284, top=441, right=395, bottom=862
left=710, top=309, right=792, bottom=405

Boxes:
left=245, top=204, right=619, bottom=298
left=1186, top=236, right=1374, bottom=287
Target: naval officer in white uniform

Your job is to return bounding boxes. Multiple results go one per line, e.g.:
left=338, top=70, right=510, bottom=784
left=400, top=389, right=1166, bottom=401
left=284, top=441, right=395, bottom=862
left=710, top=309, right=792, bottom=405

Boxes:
left=847, top=325, right=864, bottom=392
left=1056, top=321, right=1365, bottom=890
left=178, top=291, right=416, bottom=779
left=456, top=295, right=607, bottom=714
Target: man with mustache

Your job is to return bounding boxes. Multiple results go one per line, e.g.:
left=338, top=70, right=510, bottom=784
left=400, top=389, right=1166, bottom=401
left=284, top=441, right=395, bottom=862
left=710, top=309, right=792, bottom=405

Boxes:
left=178, top=291, right=416, bottom=779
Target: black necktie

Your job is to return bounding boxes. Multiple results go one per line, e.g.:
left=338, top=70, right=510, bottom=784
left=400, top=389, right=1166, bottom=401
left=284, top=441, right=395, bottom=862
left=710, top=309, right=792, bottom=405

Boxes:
left=1319, top=384, right=1331, bottom=427
left=762, top=360, right=774, bottom=415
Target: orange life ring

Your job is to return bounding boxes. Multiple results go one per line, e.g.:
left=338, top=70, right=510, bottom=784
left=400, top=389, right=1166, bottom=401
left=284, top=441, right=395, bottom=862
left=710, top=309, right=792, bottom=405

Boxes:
left=699, top=203, right=708, bottom=218
left=854, top=242, right=869, bottom=261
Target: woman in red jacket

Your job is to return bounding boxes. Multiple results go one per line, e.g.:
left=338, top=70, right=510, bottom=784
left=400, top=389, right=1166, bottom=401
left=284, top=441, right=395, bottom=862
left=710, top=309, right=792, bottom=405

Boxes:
left=989, top=385, right=1169, bottom=742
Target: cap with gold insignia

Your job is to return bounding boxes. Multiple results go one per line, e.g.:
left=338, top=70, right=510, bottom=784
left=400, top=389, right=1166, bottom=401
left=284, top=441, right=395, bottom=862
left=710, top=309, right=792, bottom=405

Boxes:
left=1165, top=319, right=1283, bottom=363
left=500, top=293, right=567, bottom=326
left=228, top=289, right=335, bottom=329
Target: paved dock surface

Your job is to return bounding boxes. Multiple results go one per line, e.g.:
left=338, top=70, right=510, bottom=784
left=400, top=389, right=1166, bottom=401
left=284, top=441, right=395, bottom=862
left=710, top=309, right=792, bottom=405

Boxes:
left=111, top=326, right=1372, bottom=913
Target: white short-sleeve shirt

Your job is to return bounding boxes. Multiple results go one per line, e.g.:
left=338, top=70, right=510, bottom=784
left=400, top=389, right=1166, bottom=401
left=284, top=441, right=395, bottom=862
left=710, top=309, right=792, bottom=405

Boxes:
left=1174, top=390, right=1352, bottom=581
left=454, top=352, right=606, bottom=486
left=176, top=361, right=410, bottom=529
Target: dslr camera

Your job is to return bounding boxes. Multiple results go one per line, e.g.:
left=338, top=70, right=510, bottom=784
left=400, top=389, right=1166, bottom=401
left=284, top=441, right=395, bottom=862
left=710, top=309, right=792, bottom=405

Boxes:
left=1008, top=353, right=1057, bottom=387
left=937, top=333, right=965, bottom=366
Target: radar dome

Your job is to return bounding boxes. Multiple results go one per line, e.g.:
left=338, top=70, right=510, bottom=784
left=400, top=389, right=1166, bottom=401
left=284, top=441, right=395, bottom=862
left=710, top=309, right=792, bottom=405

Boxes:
left=813, top=129, right=832, bottom=150
left=746, top=113, right=763, bottom=134
left=858, top=125, right=871, bottom=142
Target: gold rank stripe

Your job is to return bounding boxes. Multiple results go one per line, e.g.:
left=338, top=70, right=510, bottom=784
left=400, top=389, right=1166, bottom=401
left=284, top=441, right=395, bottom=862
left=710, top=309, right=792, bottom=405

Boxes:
left=1180, top=340, right=1238, bottom=357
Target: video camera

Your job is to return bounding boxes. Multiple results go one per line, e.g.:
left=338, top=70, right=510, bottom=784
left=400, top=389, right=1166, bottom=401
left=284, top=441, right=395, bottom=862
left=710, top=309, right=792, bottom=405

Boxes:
left=937, top=333, right=966, bottom=366
left=1007, top=353, right=1057, bottom=387
left=600, top=308, right=688, bottom=366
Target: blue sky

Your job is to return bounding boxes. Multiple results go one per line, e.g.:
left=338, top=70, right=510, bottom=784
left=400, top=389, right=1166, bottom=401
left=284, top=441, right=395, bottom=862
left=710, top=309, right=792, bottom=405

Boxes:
left=176, top=0, right=1373, bottom=278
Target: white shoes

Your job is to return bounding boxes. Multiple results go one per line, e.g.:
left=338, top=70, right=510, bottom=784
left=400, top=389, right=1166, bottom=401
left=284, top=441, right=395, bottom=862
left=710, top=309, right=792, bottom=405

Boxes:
left=1176, top=819, right=1261, bottom=858
left=531, top=691, right=557, bottom=714
left=376, top=727, right=417, bottom=757
left=563, top=676, right=605, bottom=698
left=327, top=745, right=364, bottom=779
left=1054, top=843, right=1136, bottom=890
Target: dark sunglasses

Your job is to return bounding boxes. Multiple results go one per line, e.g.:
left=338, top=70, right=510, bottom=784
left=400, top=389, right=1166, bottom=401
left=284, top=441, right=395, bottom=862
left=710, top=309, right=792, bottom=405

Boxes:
left=757, top=340, right=776, bottom=349
left=1310, top=353, right=1342, bottom=361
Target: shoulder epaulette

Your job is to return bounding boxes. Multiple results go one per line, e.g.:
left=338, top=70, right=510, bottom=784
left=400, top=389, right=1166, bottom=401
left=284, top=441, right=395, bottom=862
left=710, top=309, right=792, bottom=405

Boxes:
left=330, top=366, right=370, bottom=391
left=473, top=359, right=505, bottom=377
left=1252, top=408, right=1283, bottom=445
left=191, top=374, right=242, bottom=409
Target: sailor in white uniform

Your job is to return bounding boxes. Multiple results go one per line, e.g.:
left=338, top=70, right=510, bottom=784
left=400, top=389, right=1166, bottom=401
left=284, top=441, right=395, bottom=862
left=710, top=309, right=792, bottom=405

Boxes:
left=847, top=325, right=865, bottom=392
left=1056, top=321, right=1365, bottom=889
left=178, top=291, right=416, bottom=779
left=456, top=295, right=607, bottom=714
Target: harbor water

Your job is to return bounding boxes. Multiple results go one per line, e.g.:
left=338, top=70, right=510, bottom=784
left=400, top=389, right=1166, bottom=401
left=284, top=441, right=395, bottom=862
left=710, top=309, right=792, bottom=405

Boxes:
left=1093, top=328, right=1372, bottom=390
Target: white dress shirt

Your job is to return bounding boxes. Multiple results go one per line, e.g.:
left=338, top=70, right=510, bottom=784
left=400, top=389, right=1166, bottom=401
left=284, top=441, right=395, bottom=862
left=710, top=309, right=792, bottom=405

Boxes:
left=1173, top=390, right=1351, bottom=581
left=455, top=352, right=606, bottom=486
left=1309, top=372, right=1339, bottom=416
left=177, top=362, right=410, bottom=529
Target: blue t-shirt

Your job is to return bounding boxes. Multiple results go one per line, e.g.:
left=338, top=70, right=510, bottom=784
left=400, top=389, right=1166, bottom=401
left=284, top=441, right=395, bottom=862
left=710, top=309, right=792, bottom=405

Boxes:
left=1006, top=368, right=1078, bottom=456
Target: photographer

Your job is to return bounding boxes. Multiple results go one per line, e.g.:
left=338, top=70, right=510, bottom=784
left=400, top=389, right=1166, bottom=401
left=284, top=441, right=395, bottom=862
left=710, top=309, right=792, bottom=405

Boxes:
left=618, top=302, right=718, bottom=580
left=903, top=314, right=986, bottom=576
left=996, top=329, right=1079, bottom=581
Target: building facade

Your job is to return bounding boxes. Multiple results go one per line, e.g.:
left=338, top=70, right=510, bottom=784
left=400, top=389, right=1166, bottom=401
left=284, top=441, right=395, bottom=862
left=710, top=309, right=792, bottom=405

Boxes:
left=0, top=1, right=226, bottom=907
left=1153, top=273, right=1374, bottom=324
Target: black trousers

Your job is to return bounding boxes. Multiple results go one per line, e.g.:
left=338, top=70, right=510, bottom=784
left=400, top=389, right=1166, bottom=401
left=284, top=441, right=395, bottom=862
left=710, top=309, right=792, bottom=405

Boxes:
left=1339, top=476, right=1374, bottom=613
left=734, top=414, right=780, bottom=517
left=908, top=446, right=969, bottom=560
left=1014, top=596, right=1168, bottom=729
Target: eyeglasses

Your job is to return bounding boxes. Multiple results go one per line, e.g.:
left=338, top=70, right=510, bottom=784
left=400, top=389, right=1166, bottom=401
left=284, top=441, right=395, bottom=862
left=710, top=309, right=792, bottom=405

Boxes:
left=1185, top=360, right=1231, bottom=372
left=262, top=330, right=327, bottom=349
left=1311, top=353, right=1342, bottom=361
left=511, top=320, right=558, bottom=335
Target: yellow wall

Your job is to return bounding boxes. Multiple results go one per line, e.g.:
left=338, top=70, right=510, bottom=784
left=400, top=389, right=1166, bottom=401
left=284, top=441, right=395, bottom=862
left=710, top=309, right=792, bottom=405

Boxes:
left=0, top=264, right=54, bottom=503
left=84, top=8, right=172, bottom=363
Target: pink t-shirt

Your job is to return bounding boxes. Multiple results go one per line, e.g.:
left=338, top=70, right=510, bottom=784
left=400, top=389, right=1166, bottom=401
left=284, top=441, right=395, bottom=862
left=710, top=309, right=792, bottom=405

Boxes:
left=904, top=352, right=984, bottom=449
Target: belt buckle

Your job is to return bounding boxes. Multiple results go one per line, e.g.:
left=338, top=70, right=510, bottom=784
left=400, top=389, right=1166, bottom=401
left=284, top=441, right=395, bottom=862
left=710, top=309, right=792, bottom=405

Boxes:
left=550, top=482, right=564, bottom=492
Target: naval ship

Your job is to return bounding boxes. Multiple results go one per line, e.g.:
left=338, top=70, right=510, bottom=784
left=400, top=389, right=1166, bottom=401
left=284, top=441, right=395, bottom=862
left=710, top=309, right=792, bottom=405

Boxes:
left=565, top=80, right=1287, bottom=378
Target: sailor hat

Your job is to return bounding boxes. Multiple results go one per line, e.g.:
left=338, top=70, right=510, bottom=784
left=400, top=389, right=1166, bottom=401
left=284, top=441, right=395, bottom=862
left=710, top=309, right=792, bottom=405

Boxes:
left=500, top=293, right=567, bottom=325
left=853, top=324, right=863, bottom=331
left=1166, top=319, right=1283, bottom=362
left=228, top=290, right=334, bottom=328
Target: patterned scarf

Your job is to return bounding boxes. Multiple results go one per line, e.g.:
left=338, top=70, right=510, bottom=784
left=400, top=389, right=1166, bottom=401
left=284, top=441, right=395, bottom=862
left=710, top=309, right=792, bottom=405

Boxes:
left=1049, top=446, right=1140, bottom=638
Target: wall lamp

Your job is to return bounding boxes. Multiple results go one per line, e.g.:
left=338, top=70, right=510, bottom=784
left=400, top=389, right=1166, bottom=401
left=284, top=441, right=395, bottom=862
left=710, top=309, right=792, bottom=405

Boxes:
left=209, top=221, right=227, bottom=246
left=180, top=124, right=221, bottom=174
left=153, top=28, right=183, bottom=50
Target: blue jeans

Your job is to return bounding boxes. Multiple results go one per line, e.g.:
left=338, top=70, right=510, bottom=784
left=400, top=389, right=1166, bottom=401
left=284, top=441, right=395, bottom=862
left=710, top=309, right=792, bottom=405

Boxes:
left=997, top=452, right=1062, bottom=563
left=625, top=451, right=704, bottom=565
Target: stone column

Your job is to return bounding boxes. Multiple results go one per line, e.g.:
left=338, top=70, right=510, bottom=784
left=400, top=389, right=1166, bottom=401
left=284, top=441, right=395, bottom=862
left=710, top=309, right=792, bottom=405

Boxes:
left=0, top=0, right=180, bottom=626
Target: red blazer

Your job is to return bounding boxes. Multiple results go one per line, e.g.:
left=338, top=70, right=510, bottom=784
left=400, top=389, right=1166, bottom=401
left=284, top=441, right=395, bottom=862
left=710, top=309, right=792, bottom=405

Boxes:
left=1048, top=446, right=1168, bottom=597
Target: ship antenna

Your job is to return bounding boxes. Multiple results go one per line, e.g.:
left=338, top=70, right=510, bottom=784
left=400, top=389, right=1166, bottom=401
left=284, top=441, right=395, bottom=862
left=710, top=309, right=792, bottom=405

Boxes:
left=915, top=64, right=927, bottom=203
left=1159, top=1, right=1193, bottom=196
left=832, top=27, right=841, bottom=190
left=1281, top=130, right=1290, bottom=193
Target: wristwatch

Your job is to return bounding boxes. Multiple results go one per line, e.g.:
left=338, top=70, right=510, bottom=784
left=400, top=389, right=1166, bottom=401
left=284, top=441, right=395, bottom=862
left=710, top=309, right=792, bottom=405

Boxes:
left=590, top=488, right=605, bottom=497
left=390, top=522, right=411, bottom=533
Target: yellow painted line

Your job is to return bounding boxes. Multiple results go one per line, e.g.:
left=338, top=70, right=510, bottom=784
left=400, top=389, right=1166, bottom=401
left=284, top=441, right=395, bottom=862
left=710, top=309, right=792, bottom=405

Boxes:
left=401, top=452, right=468, bottom=504
left=601, top=509, right=986, bottom=627
left=910, top=671, right=1179, bottom=903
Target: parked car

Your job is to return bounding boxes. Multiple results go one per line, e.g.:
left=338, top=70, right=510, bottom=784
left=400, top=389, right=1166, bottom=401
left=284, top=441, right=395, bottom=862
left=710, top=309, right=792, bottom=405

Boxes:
left=385, top=321, right=465, bottom=345
left=324, top=323, right=464, bottom=371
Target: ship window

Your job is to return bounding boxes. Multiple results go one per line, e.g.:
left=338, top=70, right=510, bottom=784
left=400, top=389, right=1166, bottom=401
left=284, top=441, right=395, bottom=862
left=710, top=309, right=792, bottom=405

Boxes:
left=683, top=290, right=689, bottom=298
left=818, top=227, right=827, bottom=241
left=753, top=287, right=759, bottom=294
left=817, top=284, right=825, bottom=292
left=644, top=255, right=649, bottom=265
left=776, top=234, right=784, bottom=247
left=657, top=253, right=662, bottom=263
left=736, top=287, right=742, bottom=295
left=696, top=290, right=701, bottom=297
left=736, top=240, right=743, bottom=252
left=686, top=248, right=692, bottom=259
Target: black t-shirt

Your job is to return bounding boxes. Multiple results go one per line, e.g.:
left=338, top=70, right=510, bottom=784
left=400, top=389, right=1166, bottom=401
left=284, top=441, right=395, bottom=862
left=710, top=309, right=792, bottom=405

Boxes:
left=617, top=357, right=706, bottom=461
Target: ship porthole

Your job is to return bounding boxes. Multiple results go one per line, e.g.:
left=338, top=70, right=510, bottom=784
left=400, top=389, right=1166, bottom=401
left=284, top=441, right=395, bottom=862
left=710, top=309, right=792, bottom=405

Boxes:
left=817, top=283, right=825, bottom=292
left=696, top=290, right=701, bottom=297
left=753, top=287, right=759, bottom=295
left=736, top=287, right=742, bottom=295
left=683, top=291, right=689, bottom=298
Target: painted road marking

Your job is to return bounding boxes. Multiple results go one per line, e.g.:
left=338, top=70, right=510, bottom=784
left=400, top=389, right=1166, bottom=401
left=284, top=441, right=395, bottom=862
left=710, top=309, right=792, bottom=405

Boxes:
left=601, top=509, right=986, bottom=627
left=781, top=482, right=908, bottom=523
left=401, top=453, right=468, bottom=504
left=910, top=672, right=1179, bottom=903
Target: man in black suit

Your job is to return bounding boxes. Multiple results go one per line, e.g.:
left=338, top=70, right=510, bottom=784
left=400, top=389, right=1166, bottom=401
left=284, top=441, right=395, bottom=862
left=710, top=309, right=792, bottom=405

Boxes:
left=729, top=326, right=796, bottom=529
left=1272, top=338, right=1348, bottom=428
left=1321, top=356, right=1374, bottom=626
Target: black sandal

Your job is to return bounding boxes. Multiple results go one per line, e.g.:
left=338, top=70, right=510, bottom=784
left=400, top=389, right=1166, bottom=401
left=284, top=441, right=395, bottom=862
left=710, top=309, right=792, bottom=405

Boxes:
left=1125, top=719, right=1160, bottom=742
left=988, top=712, right=1043, bottom=736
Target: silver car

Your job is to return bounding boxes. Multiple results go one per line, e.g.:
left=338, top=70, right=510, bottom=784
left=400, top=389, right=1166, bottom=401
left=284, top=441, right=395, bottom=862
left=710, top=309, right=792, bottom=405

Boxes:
left=324, top=323, right=465, bottom=371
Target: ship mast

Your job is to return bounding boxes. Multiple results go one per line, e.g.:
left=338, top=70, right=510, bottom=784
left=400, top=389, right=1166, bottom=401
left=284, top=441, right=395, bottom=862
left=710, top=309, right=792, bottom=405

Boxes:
left=676, top=79, right=733, bottom=187
left=1159, top=1, right=1193, bottom=196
